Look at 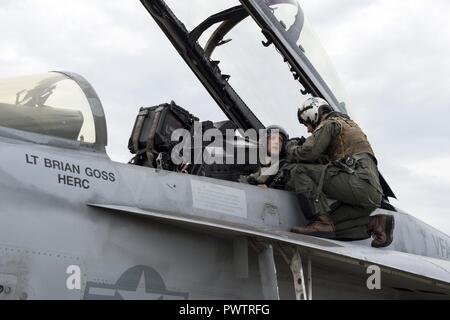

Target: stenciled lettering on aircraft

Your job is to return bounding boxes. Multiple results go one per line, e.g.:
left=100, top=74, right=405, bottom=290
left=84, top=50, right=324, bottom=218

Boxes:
left=25, top=153, right=116, bottom=190
left=432, top=235, right=450, bottom=259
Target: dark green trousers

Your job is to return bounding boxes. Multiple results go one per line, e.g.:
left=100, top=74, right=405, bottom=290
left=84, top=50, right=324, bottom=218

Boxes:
left=285, top=159, right=383, bottom=240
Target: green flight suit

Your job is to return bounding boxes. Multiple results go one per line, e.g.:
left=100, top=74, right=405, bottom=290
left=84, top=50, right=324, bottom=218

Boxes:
left=240, top=160, right=290, bottom=190
left=286, top=114, right=383, bottom=240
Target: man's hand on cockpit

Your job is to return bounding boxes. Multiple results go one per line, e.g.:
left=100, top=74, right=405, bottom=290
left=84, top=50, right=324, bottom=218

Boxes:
left=288, top=137, right=306, bottom=145
left=286, top=137, right=306, bottom=153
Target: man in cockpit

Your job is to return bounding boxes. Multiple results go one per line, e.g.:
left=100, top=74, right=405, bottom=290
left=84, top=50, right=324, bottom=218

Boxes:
left=285, top=97, right=394, bottom=248
left=240, top=125, right=291, bottom=190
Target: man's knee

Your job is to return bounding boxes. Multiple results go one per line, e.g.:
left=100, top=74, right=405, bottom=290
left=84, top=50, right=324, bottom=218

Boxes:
left=286, top=164, right=319, bottom=191
left=290, top=163, right=324, bottom=183
left=356, top=188, right=382, bottom=210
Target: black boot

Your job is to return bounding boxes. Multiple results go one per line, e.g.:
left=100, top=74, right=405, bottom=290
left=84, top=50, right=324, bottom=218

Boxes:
left=291, top=215, right=336, bottom=239
left=368, top=215, right=395, bottom=248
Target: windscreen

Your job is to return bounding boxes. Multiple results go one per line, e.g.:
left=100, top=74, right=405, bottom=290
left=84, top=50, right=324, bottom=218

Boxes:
left=0, top=72, right=96, bottom=143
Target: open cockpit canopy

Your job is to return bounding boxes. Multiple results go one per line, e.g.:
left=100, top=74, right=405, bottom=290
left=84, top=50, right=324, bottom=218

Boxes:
left=141, top=0, right=395, bottom=198
left=142, top=0, right=348, bottom=136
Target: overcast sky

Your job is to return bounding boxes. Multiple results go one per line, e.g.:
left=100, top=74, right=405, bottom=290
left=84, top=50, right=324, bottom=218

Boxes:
left=1, top=0, right=449, bottom=235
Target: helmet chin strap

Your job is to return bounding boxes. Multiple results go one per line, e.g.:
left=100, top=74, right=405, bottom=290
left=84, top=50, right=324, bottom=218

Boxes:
left=306, top=115, right=325, bottom=131
left=309, top=123, right=319, bottom=132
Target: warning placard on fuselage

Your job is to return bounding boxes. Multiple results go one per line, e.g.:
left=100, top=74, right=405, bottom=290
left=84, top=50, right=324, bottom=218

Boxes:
left=191, top=180, right=247, bottom=218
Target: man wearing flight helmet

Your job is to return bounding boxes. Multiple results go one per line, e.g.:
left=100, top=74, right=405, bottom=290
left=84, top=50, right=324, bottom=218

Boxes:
left=240, top=125, right=291, bottom=189
left=285, top=97, right=394, bottom=248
